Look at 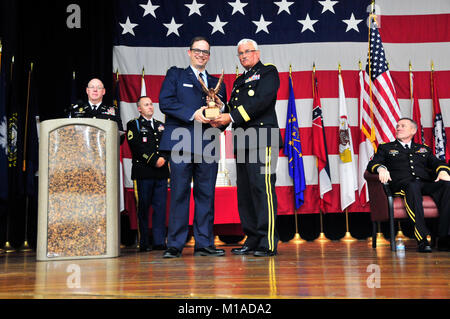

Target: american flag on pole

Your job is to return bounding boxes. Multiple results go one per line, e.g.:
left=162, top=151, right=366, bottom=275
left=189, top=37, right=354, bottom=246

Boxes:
left=114, top=0, right=450, bottom=215
left=361, top=11, right=401, bottom=147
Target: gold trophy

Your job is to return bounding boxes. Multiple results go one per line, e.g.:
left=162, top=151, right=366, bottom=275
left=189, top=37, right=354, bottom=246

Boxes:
left=198, top=70, right=224, bottom=120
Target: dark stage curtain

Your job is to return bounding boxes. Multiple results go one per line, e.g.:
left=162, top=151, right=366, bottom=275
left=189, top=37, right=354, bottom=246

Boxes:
left=0, top=0, right=115, bottom=248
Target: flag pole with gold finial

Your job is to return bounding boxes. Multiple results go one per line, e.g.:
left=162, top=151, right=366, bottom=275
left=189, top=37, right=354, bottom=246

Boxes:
left=342, top=208, right=358, bottom=242
left=426, top=60, right=436, bottom=244
left=409, top=61, right=413, bottom=101
left=312, top=62, right=330, bottom=243
left=367, top=1, right=389, bottom=247
left=431, top=60, right=435, bottom=121
left=338, top=62, right=357, bottom=243
left=132, top=67, right=145, bottom=250
left=366, top=0, right=378, bottom=153
left=19, top=62, right=35, bottom=252
left=113, top=69, right=120, bottom=108
left=431, top=60, right=435, bottom=120
left=287, top=64, right=306, bottom=244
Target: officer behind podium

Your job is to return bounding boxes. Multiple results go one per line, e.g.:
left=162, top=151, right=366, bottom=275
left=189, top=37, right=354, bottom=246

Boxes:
left=126, top=96, right=169, bottom=252
left=69, top=78, right=124, bottom=132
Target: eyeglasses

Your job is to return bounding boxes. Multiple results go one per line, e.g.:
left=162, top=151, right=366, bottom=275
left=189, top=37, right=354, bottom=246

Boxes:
left=87, top=86, right=104, bottom=90
left=190, top=48, right=210, bottom=56
left=237, top=49, right=257, bottom=57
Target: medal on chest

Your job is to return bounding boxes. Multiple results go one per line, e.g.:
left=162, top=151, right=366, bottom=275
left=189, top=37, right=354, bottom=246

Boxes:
left=141, top=126, right=148, bottom=143
left=389, top=149, right=399, bottom=156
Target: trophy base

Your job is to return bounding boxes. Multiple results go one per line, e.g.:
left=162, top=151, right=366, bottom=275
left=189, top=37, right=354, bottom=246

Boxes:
left=205, top=107, right=220, bottom=120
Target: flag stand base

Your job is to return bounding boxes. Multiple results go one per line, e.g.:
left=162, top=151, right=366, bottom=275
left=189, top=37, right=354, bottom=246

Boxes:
left=2, top=241, right=16, bottom=253
left=214, top=236, right=224, bottom=246
left=316, top=232, right=330, bottom=243
left=185, top=236, right=195, bottom=247
left=292, top=233, right=307, bottom=244
left=237, top=235, right=247, bottom=246
left=395, top=230, right=410, bottom=241
left=342, top=232, right=357, bottom=242
left=369, top=232, right=390, bottom=246
left=20, top=241, right=33, bottom=252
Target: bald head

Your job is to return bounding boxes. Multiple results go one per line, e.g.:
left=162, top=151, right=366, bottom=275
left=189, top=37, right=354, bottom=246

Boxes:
left=86, top=78, right=105, bottom=105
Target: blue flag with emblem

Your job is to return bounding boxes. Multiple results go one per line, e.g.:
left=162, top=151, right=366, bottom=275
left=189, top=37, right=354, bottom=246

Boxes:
left=284, top=74, right=306, bottom=209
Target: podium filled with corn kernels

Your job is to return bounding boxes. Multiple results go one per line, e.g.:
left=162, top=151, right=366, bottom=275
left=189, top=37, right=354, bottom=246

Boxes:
left=37, top=118, right=120, bottom=261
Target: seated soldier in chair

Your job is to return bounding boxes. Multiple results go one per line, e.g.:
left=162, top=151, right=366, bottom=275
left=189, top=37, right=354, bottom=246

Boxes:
left=367, top=118, right=450, bottom=252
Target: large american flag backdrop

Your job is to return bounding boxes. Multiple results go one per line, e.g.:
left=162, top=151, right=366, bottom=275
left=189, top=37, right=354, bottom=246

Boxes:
left=113, top=0, right=450, bottom=216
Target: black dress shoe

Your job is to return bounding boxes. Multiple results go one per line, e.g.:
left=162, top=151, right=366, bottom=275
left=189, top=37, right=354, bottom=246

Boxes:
left=253, top=247, right=277, bottom=257
left=153, top=244, right=167, bottom=251
left=231, top=245, right=255, bottom=255
left=163, top=247, right=181, bottom=258
left=194, top=246, right=225, bottom=256
left=417, top=240, right=432, bottom=253
left=139, top=246, right=152, bottom=252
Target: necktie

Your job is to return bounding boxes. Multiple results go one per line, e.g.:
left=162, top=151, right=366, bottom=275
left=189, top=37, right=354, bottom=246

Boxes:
left=198, top=72, right=205, bottom=83
left=405, top=144, right=409, bottom=150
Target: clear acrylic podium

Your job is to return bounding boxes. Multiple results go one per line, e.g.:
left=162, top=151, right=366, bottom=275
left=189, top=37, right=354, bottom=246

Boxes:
left=36, top=118, right=120, bottom=261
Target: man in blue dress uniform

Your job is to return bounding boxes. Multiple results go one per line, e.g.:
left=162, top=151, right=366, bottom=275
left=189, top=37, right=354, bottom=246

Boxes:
left=159, top=37, right=227, bottom=258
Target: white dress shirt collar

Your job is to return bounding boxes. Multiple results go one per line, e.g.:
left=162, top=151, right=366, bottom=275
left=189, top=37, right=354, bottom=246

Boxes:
left=190, top=66, right=208, bottom=87
left=89, top=101, right=102, bottom=110
left=398, top=140, right=412, bottom=149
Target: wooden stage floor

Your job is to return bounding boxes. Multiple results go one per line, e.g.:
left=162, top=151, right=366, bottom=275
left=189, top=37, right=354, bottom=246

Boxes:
left=0, top=240, right=449, bottom=300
